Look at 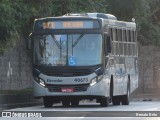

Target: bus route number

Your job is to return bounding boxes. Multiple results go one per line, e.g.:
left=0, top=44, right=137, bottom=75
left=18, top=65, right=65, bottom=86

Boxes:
left=74, top=78, right=88, bottom=83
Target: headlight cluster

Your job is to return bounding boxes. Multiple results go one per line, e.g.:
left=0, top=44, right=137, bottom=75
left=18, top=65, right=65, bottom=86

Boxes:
left=90, top=75, right=103, bottom=86
left=34, top=76, right=46, bottom=87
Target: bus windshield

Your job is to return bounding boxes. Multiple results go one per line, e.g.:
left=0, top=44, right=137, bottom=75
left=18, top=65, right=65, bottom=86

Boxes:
left=33, top=34, right=102, bottom=66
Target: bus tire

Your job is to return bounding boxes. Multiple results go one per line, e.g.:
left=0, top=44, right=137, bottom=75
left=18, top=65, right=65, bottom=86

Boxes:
left=100, top=97, right=109, bottom=107
left=71, top=100, right=79, bottom=107
left=110, top=75, right=113, bottom=98
left=121, top=77, right=130, bottom=105
left=43, top=97, right=53, bottom=108
left=112, top=96, right=120, bottom=105
left=121, top=87, right=130, bottom=105
left=62, top=99, right=70, bottom=107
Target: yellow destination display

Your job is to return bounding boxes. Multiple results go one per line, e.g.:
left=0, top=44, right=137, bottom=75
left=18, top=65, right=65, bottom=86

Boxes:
left=41, top=21, right=96, bottom=29
left=43, top=22, right=55, bottom=29
left=63, top=22, right=84, bottom=28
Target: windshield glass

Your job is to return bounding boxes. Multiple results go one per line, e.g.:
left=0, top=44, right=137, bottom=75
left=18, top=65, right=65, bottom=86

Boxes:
left=33, top=34, right=102, bottom=66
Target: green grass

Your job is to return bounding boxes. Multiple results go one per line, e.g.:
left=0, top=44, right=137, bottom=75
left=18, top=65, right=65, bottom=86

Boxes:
left=0, top=87, right=33, bottom=95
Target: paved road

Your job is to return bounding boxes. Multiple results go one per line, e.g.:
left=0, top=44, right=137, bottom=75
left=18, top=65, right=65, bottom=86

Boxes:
left=1, top=101, right=160, bottom=120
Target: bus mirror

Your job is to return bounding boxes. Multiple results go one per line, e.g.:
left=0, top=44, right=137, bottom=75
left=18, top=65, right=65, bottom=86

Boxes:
left=28, top=33, right=32, bottom=50
left=104, top=34, right=111, bottom=54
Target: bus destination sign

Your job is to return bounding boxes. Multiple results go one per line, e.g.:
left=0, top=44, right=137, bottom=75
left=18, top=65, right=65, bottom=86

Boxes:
left=63, top=22, right=83, bottom=28
left=43, top=22, right=55, bottom=29
left=42, top=21, right=95, bottom=29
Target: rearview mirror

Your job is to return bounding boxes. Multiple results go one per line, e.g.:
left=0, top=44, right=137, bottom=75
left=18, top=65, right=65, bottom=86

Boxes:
left=28, top=33, right=32, bottom=50
left=104, top=34, right=111, bottom=54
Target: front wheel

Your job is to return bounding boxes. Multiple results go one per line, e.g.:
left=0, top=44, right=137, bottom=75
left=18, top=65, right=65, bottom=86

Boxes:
left=112, top=96, right=121, bottom=105
left=62, top=99, right=70, bottom=107
left=100, top=97, right=109, bottom=107
left=43, top=97, right=53, bottom=108
left=71, top=100, right=79, bottom=107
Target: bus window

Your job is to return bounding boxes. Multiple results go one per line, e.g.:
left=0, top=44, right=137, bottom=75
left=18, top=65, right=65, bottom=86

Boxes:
left=123, top=29, right=126, bottom=42
left=133, top=31, right=136, bottom=42
left=113, top=42, right=116, bottom=55
left=116, top=29, right=119, bottom=41
left=112, top=28, right=116, bottom=41
left=116, top=43, right=119, bottom=55
left=119, top=43, right=124, bottom=55
left=124, top=43, right=126, bottom=56
left=126, top=30, right=129, bottom=42
left=118, top=29, right=122, bottom=42
left=133, top=44, right=137, bottom=56
left=131, top=30, right=134, bottom=42
left=108, top=28, right=113, bottom=41
left=128, top=44, right=131, bottom=56
left=128, top=30, right=132, bottom=42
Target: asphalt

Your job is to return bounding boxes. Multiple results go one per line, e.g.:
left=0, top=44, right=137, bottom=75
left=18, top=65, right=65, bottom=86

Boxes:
left=0, top=94, right=42, bottom=111
left=1, top=93, right=160, bottom=111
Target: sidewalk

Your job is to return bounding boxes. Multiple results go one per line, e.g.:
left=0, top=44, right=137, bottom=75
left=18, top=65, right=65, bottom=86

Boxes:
left=0, top=94, right=42, bottom=111
left=130, top=88, right=160, bottom=101
left=131, top=93, right=160, bottom=101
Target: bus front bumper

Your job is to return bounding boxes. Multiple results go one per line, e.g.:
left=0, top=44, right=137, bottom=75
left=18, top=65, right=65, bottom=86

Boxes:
left=33, top=79, right=110, bottom=98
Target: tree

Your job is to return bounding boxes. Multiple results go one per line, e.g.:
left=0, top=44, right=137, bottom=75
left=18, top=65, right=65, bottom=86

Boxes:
left=0, top=0, right=160, bottom=53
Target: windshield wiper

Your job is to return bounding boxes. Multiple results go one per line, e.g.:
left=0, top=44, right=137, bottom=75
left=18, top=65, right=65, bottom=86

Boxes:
left=72, top=33, right=84, bottom=48
left=51, top=34, right=61, bottom=49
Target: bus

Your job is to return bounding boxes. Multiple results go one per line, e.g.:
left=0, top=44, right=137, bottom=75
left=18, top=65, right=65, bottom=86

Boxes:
left=29, top=13, right=138, bottom=107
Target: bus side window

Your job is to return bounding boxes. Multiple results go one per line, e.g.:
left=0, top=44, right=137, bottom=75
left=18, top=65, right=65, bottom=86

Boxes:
left=128, top=30, right=131, bottom=42
left=109, top=28, right=114, bottom=54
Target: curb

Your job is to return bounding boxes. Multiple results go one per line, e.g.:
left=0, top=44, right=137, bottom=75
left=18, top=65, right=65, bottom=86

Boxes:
left=0, top=102, right=42, bottom=111
left=130, top=93, right=160, bottom=102
left=0, top=94, right=42, bottom=111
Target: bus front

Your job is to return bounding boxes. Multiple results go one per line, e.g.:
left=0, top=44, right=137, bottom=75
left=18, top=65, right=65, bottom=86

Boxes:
left=30, top=16, right=110, bottom=107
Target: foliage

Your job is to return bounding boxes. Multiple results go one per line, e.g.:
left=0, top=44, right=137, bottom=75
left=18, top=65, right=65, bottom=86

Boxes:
left=0, top=0, right=31, bottom=52
left=0, top=0, right=160, bottom=52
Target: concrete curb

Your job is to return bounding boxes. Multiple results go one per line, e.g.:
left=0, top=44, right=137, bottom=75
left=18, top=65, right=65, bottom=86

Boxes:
left=0, top=102, right=42, bottom=111
left=0, top=94, right=42, bottom=110
left=131, top=93, right=160, bottom=102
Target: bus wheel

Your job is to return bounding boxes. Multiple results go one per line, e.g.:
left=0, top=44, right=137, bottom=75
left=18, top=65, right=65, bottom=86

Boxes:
left=62, top=99, right=70, bottom=107
left=121, top=88, right=130, bottom=105
left=71, top=100, right=79, bottom=107
left=112, top=96, right=120, bottom=105
left=43, top=97, right=53, bottom=108
left=100, top=97, right=109, bottom=107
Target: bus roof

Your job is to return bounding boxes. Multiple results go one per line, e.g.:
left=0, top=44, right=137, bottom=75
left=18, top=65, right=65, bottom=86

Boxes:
left=34, top=13, right=136, bottom=30
left=63, top=13, right=136, bottom=29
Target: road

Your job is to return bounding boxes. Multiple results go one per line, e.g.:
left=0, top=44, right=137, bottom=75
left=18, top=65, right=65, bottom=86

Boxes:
left=1, top=101, right=160, bottom=120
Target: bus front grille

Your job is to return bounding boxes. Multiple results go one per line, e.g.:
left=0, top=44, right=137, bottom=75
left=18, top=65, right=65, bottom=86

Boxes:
left=41, top=68, right=92, bottom=77
left=46, top=84, right=90, bottom=92
left=44, top=71, right=90, bottom=77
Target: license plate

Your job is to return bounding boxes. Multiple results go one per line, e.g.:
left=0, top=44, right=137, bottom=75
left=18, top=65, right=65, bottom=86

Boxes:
left=61, top=88, right=74, bottom=93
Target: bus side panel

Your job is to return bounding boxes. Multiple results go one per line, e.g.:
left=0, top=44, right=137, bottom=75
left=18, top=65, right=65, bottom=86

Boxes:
left=112, top=57, right=128, bottom=96
left=113, top=75, right=128, bottom=96
left=130, top=57, right=138, bottom=93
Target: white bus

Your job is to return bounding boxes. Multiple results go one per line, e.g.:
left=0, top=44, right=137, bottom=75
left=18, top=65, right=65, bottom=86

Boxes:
left=29, top=13, right=138, bottom=107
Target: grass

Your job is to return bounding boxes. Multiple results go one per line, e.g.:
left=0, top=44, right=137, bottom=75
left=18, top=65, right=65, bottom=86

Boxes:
left=0, top=87, right=33, bottom=95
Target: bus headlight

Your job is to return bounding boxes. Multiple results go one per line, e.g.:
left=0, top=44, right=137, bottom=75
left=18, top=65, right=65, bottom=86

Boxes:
left=39, top=79, right=45, bottom=87
left=34, top=76, right=46, bottom=87
left=90, top=75, right=103, bottom=86
left=90, top=77, right=97, bottom=86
